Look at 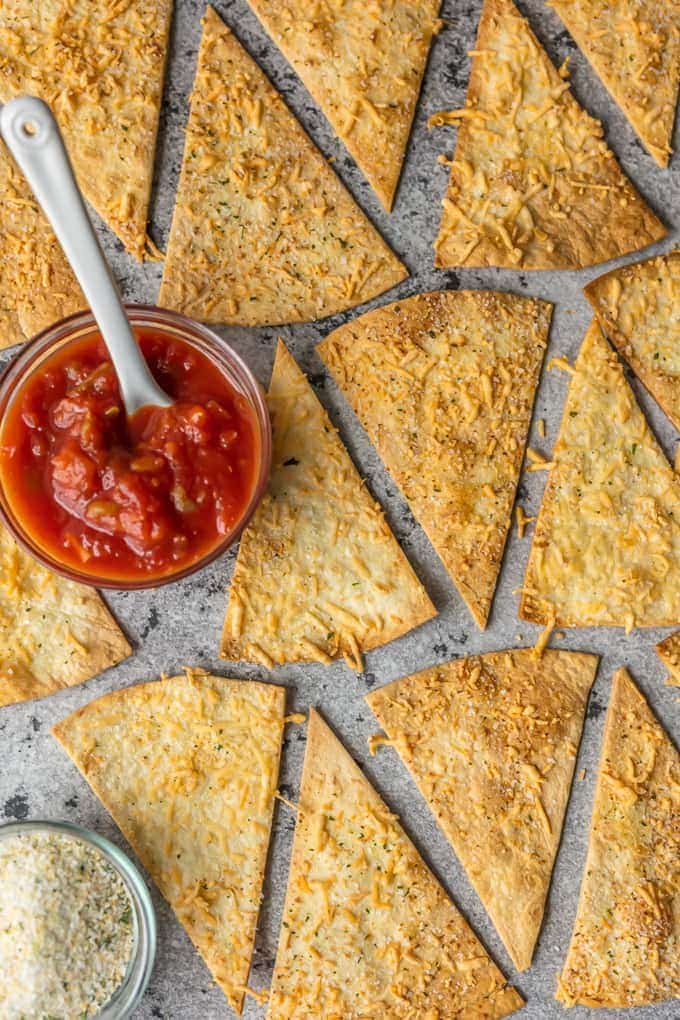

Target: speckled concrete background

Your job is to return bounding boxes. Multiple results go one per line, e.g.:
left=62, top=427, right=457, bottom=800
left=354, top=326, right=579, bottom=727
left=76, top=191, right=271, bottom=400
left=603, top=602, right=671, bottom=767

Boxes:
left=0, top=1, right=678, bottom=1017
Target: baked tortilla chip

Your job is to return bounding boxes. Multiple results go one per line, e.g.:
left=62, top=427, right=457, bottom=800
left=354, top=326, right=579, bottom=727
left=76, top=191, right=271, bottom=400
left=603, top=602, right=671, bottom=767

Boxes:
left=585, top=250, right=680, bottom=430
left=319, top=290, right=551, bottom=628
left=557, top=669, right=680, bottom=1008
left=158, top=8, right=406, bottom=326
left=433, top=0, right=665, bottom=270
left=0, top=0, right=172, bottom=259
left=222, top=341, right=434, bottom=669
left=268, top=709, right=524, bottom=1019
left=367, top=649, right=597, bottom=971
left=245, top=0, right=442, bottom=210
left=656, top=631, right=680, bottom=686
left=0, top=151, right=83, bottom=349
left=0, top=526, right=130, bottom=708
left=53, top=670, right=285, bottom=1016
left=521, top=321, right=680, bottom=629
left=549, top=0, right=679, bottom=167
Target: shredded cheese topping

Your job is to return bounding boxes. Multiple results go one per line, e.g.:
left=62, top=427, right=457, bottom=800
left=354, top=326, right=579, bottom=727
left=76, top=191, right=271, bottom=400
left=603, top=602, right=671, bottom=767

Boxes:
left=53, top=669, right=285, bottom=1016
left=319, top=289, right=550, bottom=628
left=557, top=669, right=679, bottom=1007
left=549, top=0, right=680, bottom=167
left=0, top=0, right=172, bottom=259
left=245, top=0, right=442, bottom=210
left=521, top=321, right=680, bottom=629
left=586, top=249, right=680, bottom=431
left=267, top=709, right=524, bottom=1017
left=433, top=0, right=664, bottom=270
left=0, top=525, right=130, bottom=709
left=159, top=7, right=406, bottom=327
left=366, top=649, right=596, bottom=971
left=221, top=341, right=434, bottom=668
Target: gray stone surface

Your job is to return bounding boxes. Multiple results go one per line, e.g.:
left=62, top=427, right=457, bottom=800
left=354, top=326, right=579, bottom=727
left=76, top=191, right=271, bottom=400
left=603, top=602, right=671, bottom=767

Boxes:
left=0, top=0, right=678, bottom=1017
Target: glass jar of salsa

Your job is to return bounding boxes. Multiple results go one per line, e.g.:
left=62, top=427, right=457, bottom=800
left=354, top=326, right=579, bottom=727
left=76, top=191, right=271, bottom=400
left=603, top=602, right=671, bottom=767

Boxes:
left=0, top=306, right=271, bottom=588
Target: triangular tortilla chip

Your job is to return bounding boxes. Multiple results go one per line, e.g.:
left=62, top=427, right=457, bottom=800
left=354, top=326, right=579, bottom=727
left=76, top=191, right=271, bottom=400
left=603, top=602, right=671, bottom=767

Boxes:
left=557, top=669, right=680, bottom=1007
left=221, top=341, right=434, bottom=669
left=268, top=709, right=524, bottom=1018
left=585, top=250, right=680, bottom=430
left=549, top=0, right=679, bottom=167
left=366, top=649, right=597, bottom=971
left=433, top=0, right=665, bottom=270
left=158, top=8, right=406, bottom=326
left=53, top=670, right=285, bottom=1016
left=0, top=526, right=130, bottom=708
left=0, top=150, right=83, bottom=349
left=245, top=0, right=442, bottom=210
left=521, top=321, right=680, bottom=629
left=319, top=290, right=551, bottom=628
left=656, top=631, right=680, bottom=686
left=0, top=0, right=172, bottom=259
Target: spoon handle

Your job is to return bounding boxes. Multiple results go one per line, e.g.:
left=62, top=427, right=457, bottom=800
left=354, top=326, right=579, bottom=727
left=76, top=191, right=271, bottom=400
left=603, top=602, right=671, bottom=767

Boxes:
left=0, top=96, right=170, bottom=413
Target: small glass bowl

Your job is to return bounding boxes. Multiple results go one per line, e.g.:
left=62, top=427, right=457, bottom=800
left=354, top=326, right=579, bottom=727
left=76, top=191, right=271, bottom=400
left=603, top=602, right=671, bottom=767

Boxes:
left=0, top=818, right=156, bottom=1019
left=0, top=305, right=271, bottom=589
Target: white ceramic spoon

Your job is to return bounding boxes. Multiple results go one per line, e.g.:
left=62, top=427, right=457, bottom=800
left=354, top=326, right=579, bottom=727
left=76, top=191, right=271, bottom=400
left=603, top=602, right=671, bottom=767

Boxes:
left=0, top=95, right=171, bottom=415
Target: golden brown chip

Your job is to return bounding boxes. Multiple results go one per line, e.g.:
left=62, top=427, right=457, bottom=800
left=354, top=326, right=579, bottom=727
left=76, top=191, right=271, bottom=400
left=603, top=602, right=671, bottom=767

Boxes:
left=585, top=250, right=680, bottom=430
left=221, top=341, right=435, bottom=669
left=245, top=0, right=442, bottom=210
left=0, top=526, right=130, bottom=708
left=433, top=0, right=665, bottom=270
left=267, top=709, right=524, bottom=1018
left=53, top=670, right=285, bottom=1015
left=0, top=0, right=172, bottom=259
left=158, top=8, right=407, bottom=326
left=366, top=649, right=597, bottom=970
left=521, top=321, right=680, bottom=629
left=319, top=290, right=551, bottom=628
left=557, top=669, right=679, bottom=1007
left=656, top=631, right=680, bottom=686
left=0, top=151, right=83, bottom=349
left=549, top=0, right=679, bottom=167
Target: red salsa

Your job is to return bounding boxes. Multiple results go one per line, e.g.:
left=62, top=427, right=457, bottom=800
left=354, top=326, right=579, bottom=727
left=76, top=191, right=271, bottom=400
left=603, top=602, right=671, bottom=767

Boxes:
left=0, top=328, right=261, bottom=582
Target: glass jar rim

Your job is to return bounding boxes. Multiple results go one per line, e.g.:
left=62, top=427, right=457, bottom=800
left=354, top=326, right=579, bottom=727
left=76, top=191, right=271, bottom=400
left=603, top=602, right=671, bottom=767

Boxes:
left=0, top=818, right=157, bottom=1019
left=0, top=304, right=271, bottom=590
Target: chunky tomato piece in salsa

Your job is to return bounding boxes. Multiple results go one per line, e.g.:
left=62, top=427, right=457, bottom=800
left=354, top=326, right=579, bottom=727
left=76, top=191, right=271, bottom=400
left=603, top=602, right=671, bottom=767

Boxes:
left=0, top=329, right=260, bottom=582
